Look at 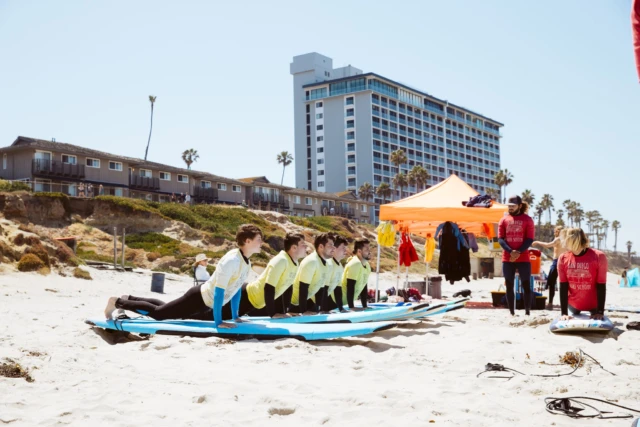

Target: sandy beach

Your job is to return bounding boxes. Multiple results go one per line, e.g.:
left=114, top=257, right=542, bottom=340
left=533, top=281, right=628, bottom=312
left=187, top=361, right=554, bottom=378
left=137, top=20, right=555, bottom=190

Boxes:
left=1, top=263, right=640, bottom=427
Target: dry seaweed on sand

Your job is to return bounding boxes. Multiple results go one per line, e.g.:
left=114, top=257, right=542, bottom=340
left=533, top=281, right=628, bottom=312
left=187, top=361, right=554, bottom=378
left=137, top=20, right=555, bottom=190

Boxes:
left=0, top=359, right=34, bottom=382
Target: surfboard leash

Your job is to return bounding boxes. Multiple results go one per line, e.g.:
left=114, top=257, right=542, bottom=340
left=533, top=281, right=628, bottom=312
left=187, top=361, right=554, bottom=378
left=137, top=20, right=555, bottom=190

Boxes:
left=544, top=397, right=640, bottom=420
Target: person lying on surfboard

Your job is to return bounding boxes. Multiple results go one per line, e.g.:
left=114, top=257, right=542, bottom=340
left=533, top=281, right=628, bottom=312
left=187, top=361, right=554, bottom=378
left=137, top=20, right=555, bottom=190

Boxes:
left=324, top=238, right=373, bottom=312
left=320, top=234, right=349, bottom=313
left=558, top=228, right=608, bottom=321
left=218, top=232, right=307, bottom=319
left=289, top=233, right=335, bottom=315
left=104, top=224, right=263, bottom=329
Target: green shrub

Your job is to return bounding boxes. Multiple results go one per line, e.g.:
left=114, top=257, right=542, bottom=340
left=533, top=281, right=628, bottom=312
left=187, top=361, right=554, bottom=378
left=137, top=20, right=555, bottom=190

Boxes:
left=17, top=254, right=44, bottom=272
left=25, top=243, right=50, bottom=267
left=0, top=180, right=32, bottom=192
left=73, top=268, right=92, bottom=280
left=94, top=196, right=162, bottom=216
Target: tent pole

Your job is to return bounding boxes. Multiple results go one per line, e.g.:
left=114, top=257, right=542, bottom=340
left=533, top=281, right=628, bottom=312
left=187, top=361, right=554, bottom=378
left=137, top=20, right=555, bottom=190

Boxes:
left=375, top=244, right=381, bottom=302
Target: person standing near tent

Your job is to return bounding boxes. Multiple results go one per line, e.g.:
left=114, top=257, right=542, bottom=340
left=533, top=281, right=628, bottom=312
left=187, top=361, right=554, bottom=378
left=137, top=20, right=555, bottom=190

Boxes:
left=558, top=228, right=608, bottom=321
left=289, top=233, right=335, bottom=315
left=498, top=195, right=535, bottom=316
left=532, top=226, right=568, bottom=310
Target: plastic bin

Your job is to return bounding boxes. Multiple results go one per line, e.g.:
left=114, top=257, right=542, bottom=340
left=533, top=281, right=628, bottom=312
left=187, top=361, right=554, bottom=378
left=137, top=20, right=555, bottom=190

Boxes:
left=428, top=277, right=442, bottom=299
left=529, top=249, right=541, bottom=275
left=151, top=272, right=165, bottom=293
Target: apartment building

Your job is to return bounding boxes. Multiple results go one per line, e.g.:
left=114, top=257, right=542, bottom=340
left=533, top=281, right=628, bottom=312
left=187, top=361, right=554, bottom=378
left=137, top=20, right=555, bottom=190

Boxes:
left=0, top=137, right=374, bottom=221
left=290, top=53, right=503, bottom=219
left=239, top=176, right=374, bottom=222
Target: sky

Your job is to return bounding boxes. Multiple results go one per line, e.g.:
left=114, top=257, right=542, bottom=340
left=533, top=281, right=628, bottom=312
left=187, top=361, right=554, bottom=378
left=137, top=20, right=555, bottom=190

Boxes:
left=0, top=0, right=638, bottom=250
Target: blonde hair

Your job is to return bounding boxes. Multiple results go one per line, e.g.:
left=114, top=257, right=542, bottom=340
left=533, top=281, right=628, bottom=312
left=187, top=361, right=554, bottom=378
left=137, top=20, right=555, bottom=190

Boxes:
left=564, top=228, right=589, bottom=253
left=554, top=226, right=564, bottom=232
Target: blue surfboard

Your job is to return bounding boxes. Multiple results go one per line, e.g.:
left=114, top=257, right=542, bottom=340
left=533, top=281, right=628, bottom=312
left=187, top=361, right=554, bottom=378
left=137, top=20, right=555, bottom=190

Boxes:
left=549, top=314, right=614, bottom=334
left=247, top=303, right=430, bottom=324
left=86, top=318, right=397, bottom=341
left=607, top=306, right=640, bottom=314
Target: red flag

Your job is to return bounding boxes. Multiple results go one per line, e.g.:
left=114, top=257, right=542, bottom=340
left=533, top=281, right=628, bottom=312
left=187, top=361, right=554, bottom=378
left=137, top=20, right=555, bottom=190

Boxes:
left=634, top=0, right=640, bottom=81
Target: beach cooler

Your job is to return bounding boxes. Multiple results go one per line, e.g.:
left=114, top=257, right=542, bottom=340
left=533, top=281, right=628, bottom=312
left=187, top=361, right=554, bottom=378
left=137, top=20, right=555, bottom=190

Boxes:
left=529, top=249, right=541, bottom=275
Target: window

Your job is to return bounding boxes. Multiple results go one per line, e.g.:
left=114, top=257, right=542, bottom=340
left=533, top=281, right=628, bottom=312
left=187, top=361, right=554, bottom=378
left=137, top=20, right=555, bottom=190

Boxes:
left=317, top=181, right=325, bottom=187
left=317, top=136, right=324, bottom=142
left=317, top=159, right=324, bottom=165
left=317, top=147, right=324, bottom=153
left=346, top=108, right=354, bottom=117
left=316, top=125, right=323, bottom=131
left=114, top=188, right=123, bottom=197
left=294, top=196, right=301, bottom=204
left=346, top=120, right=355, bottom=128
left=347, top=131, right=355, bottom=140
left=318, top=170, right=325, bottom=176
left=232, top=185, right=241, bottom=193
left=348, top=178, right=356, bottom=186
left=305, top=197, right=312, bottom=205
left=177, top=174, right=188, bottom=183
left=346, top=97, right=354, bottom=105
left=347, top=143, right=355, bottom=151
left=86, top=158, right=100, bottom=168
left=316, top=102, right=323, bottom=108
left=361, top=204, right=367, bottom=213
left=62, top=154, right=77, bottom=164
left=159, top=172, right=171, bottom=181
left=140, top=169, right=152, bottom=178
left=109, top=161, right=122, bottom=171
left=347, top=155, right=356, bottom=163
left=348, top=166, right=356, bottom=175
left=2, top=154, right=6, bottom=170
left=217, top=183, right=227, bottom=191
left=201, top=181, right=211, bottom=188
left=316, top=113, right=323, bottom=119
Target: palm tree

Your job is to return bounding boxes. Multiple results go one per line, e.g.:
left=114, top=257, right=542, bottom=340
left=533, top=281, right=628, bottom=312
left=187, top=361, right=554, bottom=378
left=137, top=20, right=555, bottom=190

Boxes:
left=392, top=172, right=408, bottom=200
left=601, top=219, right=609, bottom=250
left=612, top=220, right=621, bottom=253
left=181, top=149, right=199, bottom=170
left=276, top=151, right=294, bottom=186
left=486, top=187, right=500, bottom=200
left=521, top=189, right=535, bottom=205
left=376, top=182, right=392, bottom=203
left=494, top=170, right=505, bottom=202
left=585, top=210, right=600, bottom=243
left=390, top=149, right=408, bottom=201
left=627, top=241, right=633, bottom=262
left=534, top=204, right=544, bottom=227
left=556, top=209, right=564, bottom=224
left=407, top=165, right=429, bottom=193
left=574, top=206, right=585, bottom=228
left=358, top=182, right=374, bottom=202
left=144, top=95, right=157, bottom=161
left=563, top=200, right=576, bottom=227
left=502, top=169, right=514, bottom=203
left=540, top=194, right=554, bottom=224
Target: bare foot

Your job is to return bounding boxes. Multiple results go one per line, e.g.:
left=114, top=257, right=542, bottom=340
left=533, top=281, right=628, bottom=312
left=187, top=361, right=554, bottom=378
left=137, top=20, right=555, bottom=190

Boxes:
left=104, top=297, right=118, bottom=319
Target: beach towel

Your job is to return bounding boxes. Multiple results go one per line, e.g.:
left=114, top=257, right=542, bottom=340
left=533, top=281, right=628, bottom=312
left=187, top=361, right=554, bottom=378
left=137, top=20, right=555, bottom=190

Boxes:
left=424, top=236, right=436, bottom=262
left=633, top=0, right=640, bottom=82
left=376, top=221, right=396, bottom=247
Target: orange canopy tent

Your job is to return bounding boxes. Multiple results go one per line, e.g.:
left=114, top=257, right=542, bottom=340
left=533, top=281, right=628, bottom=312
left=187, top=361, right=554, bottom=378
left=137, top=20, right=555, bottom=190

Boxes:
left=379, top=174, right=508, bottom=236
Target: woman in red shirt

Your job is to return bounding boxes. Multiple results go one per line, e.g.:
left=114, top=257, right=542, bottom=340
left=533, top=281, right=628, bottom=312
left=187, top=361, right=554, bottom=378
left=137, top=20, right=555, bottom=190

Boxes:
left=558, top=228, right=608, bottom=321
left=498, top=195, right=535, bottom=316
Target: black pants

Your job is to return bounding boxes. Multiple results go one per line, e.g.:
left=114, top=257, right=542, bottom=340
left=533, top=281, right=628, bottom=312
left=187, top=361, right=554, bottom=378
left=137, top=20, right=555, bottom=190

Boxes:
left=289, top=299, right=318, bottom=314
left=116, top=286, right=209, bottom=320
left=547, top=259, right=558, bottom=305
left=503, top=262, right=532, bottom=315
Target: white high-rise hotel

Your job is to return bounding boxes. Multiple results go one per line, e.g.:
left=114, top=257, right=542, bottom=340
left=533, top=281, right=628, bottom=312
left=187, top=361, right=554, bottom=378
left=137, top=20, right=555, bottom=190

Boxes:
left=291, top=52, right=503, bottom=219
